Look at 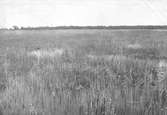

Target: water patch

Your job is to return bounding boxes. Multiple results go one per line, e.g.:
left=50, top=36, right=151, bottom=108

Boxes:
left=87, top=54, right=98, bottom=59
left=127, top=43, right=142, bottom=49
left=87, top=54, right=127, bottom=61
left=158, top=60, right=167, bottom=68
left=28, top=48, right=64, bottom=58
left=157, top=60, right=167, bottom=82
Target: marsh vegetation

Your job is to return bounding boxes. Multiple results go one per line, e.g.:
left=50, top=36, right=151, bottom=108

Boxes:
left=0, top=29, right=167, bottom=115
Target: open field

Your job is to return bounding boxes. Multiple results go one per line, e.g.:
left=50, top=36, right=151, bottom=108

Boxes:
left=0, top=29, right=167, bottom=115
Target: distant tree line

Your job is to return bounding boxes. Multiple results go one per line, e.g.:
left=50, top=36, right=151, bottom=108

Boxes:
left=2, top=25, right=167, bottom=30
left=19, top=26, right=167, bottom=30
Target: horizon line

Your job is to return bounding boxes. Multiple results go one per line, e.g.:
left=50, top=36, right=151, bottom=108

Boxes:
left=2, top=25, right=167, bottom=30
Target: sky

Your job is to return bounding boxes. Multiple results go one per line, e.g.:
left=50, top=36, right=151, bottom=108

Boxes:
left=0, top=0, right=167, bottom=28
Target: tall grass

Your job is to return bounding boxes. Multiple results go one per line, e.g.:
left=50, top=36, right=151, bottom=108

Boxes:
left=0, top=45, right=166, bottom=115
left=0, top=29, right=167, bottom=115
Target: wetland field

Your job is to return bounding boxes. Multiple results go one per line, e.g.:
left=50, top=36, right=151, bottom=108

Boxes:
left=0, top=29, right=167, bottom=115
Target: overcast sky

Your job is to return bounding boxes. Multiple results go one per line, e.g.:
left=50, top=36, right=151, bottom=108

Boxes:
left=0, top=0, right=167, bottom=28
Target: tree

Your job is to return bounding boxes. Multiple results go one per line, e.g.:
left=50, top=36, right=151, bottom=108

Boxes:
left=12, top=25, right=19, bottom=30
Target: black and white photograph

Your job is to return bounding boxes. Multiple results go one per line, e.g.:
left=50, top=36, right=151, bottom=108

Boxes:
left=0, top=0, right=167, bottom=115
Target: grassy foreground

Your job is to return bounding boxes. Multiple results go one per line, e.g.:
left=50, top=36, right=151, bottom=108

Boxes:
left=0, top=29, right=167, bottom=115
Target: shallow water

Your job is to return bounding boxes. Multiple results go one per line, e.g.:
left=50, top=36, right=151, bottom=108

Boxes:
left=28, top=48, right=64, bottom=58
